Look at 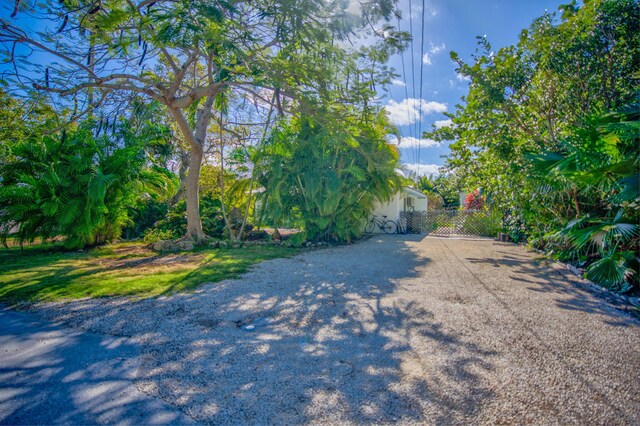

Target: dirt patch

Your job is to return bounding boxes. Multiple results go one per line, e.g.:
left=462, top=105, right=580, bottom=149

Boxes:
left=97, top=251, right=205, bottom=270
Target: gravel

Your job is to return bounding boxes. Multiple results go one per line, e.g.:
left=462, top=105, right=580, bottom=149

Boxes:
left=21, top=235, right=640, bottom=424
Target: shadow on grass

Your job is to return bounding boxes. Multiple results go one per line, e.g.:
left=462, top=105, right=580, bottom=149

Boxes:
left=0, top=244, right=300, bottom=304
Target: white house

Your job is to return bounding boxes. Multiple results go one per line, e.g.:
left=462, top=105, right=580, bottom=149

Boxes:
left=369, top=187, right=428, bottom=230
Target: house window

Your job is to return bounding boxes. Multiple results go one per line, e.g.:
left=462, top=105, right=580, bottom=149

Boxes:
left=404, top=196, right=415, bottom=211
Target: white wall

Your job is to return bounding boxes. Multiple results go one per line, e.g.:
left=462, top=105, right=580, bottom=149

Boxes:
left=415, top=196, right=428, bottom=212
left=369, top=188, right=428, bottom=233
left=370, top=194, right=402, bottom=232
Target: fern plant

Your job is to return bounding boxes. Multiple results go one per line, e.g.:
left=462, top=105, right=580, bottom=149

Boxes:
left=528, top=102, right=639, bottom=291
left=0, top=122, right=172, bottom=249
left=254, top=110, right=401, bottom=243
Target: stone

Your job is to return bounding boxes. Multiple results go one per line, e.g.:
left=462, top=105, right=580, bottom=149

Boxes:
left=153, top=240, right=175, bottom=252
left=176, top=240, right=194, bottom=251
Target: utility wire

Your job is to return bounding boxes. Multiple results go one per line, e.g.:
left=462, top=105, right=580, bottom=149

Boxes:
left=408, top=0, right=418, bottom=165
left=396, top=15, right=411, bottom=160
left=417, top=0, right=426, bottom=173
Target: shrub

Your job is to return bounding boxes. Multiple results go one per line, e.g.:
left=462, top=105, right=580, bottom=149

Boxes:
left=464, top=190, right=485, bottom=210
left=143, top=228, right=177, bottom=243
left=122, top=196, right=170, bottom=239
left=254, top=112, right=401, bottom=243
left=153, top=195, right=227, bottom=239
left=0, top=124, right=169, bottom=249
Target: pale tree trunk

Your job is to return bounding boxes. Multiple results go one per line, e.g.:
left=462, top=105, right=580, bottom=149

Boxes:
left=171, top=148, right=190, bottom=205
left=216, top=117, right=238, bottom=240
left=169, top=96, right=216, bottom=242
left=185, top=144, right=205, bottom=240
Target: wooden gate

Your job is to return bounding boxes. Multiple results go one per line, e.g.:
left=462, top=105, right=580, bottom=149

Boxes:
left=399, top=210, right=496, bottom=237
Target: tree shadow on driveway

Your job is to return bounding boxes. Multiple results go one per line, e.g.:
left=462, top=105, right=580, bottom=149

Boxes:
left=18, top=235, right=499, bottom=424
left=466, top=244, right=638, bottom=326
left=0, top=307, right=195, bottom=425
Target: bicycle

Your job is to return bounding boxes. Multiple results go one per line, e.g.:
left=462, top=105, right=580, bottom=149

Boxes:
left=364, top=215, right=398, bottom=234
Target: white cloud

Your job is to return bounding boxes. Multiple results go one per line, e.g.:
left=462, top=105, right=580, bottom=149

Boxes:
left=433, top=119, right=453, bottom=129
left=390, top=78, right=406, bottom=87
left=384, top=98, right=447, bottom=126
left=422, top=42, right=446, bottom=66
left=403, top=163, right=442, bottom=177
left=430, top=42, right=445, bottom=54
left=396, top=136, right=441, bottom=148
left=456, top=73, right=471, bottom=82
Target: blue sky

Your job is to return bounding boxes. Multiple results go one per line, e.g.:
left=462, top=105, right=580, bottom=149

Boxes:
left=379, top=0, right=567, bottom=176
left=1, top=0, right=566, bottom=176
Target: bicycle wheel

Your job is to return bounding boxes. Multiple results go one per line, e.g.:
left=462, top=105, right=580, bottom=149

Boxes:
left=382, top=220, right=398, bottom=234
left=365, top=220, right=376, bottom=233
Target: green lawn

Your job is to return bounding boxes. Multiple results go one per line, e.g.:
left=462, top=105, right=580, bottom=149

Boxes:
left=0, top=242, right=299, bottom=304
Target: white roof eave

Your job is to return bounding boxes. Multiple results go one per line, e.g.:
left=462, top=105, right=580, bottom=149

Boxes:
left=402, top=187, right=427, bottom=199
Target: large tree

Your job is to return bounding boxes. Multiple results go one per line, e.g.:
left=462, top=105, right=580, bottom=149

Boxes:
left=427, top=0, right=639, bottom=223
left=0, top=0, right=404, bottom=241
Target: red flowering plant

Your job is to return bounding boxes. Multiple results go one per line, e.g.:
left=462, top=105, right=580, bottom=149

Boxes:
left=464, top=190, right=485, bottom=210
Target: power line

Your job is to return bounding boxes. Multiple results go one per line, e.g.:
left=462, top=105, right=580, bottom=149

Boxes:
left=417, top=0, right=427, bottom=171
left=408, top=0, right=418, bottom=165
left=396, top=15, right=411, bottom=162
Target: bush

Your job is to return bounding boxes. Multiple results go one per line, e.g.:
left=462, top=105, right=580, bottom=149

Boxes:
left=143, top=228, right=177, bottom=243
left=153, top=195, right=227, bottom=239
left=464, top=190, right=485, bottom=210
left=0, top=124, right=169, bottom=248
left=122, top=196, right=170, bottom=239
left=254, top=112, right=401, bottom=243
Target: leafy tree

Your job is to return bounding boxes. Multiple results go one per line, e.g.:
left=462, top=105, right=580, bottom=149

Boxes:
left=254, top=109, right=401, bottom=243
left=427, top=0, right=639, bottom=225
left=0, top=0, right=405, bottom=242
left=417, top=175, right=459, bottom=209
left=426, top=0, right=639, bottom=290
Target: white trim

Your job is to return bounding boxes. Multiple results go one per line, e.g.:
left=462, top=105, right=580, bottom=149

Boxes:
left=402, top=187, right=427, bottom=199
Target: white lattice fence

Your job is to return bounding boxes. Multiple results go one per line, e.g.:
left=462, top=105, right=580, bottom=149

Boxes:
left=399, top=210, right=496, bottom=237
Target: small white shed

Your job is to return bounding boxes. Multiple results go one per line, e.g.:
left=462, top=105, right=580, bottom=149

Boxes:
left=370, top=187, right=428, bottom=228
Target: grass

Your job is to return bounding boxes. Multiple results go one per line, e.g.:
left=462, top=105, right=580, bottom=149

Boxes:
left=0, top=241, right=300, bottom=305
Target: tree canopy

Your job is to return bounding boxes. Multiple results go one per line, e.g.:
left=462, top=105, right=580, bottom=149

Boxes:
left=426, top=0, right=639, bottom=290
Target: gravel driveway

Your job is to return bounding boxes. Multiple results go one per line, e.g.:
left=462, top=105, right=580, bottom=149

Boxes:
left=2, top=235, right=639, bottom=424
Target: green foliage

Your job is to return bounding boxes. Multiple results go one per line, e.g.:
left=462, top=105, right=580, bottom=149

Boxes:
left=0, top=122, right=172, bottom=249
left=461, top=212, right=499, bottom=237
left=254, top=110, right=401, bottom=243
left=418, top=175, right=461, bottom=209
left=529, top=105, right=639, bottom=291
left=154, top=195, right=227, bottom=239
left=143, top=228, right=177, bottom=244
left=0, top=90, right=62, bottom=166
left=429, top=0, right=639, bottom=292
left=122, top=196, right=171, bottom=239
